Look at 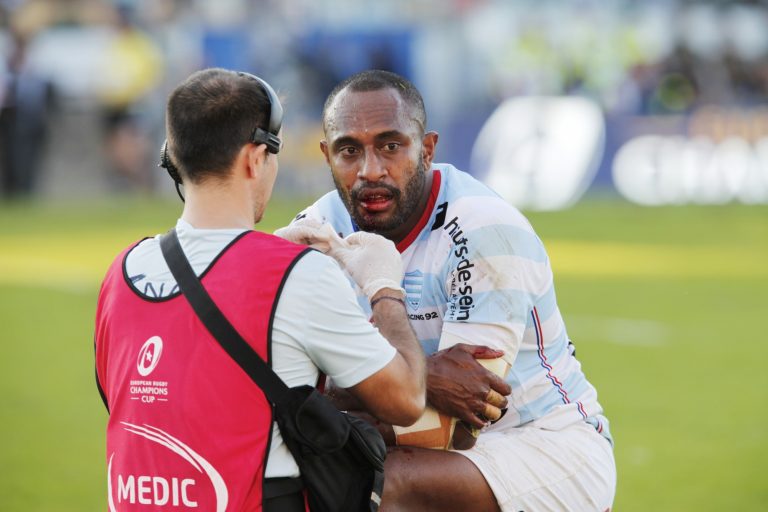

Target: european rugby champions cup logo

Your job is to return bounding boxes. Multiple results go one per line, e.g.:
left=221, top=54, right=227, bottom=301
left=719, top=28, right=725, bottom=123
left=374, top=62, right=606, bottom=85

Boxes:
left=130, top=337, right=169, bottom=404
left=137, top=336, right=163, bottom=376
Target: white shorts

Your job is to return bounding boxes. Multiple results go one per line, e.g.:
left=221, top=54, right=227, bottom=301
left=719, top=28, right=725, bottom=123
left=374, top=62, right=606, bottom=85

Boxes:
left=457, top=421, right=616, bottom=512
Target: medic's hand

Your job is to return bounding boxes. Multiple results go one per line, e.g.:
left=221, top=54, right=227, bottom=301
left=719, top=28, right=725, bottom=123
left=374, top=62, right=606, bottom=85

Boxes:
left=274, top=220, right=404, bottom=300
left=331, top=231, right=404, bottom=301
left=427, top=343, right=512, bottom=429
left=273, top=217, right=339, bottom=253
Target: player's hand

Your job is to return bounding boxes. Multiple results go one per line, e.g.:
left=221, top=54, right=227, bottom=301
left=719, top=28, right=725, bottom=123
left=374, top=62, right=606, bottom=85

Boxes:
left=426, top=343, right=512, bottom=428
left=332, top=231, right=404, bottom=301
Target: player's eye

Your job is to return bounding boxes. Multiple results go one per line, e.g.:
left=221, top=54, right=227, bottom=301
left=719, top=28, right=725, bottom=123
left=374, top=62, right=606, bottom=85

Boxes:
left=339, top=146, right=358, bottom=156
left=382, top=142, right=400, bottom=152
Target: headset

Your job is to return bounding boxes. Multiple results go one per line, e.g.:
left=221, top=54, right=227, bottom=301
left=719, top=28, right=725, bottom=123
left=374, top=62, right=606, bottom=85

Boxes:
left=158, top=71, right=284, bottom=202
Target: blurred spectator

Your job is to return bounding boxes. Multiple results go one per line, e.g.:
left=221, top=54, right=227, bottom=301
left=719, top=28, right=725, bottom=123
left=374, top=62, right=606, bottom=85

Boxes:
left=648, top=45, right=700, bottom=114
left=0, top=0, right=766, bottom=200
left=97, top=4, right=162, bottom=193
left=0, top=26, right=52, bottom=198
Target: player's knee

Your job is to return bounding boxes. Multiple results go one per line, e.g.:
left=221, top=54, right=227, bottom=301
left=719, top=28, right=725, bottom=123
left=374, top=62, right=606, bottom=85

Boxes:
left=381, top=450, right=414, bottom=508
left=383, top=451, right=407, bottom=490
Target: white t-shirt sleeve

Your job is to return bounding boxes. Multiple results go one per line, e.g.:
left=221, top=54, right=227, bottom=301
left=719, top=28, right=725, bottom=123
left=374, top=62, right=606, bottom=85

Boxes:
left=270, top=250, right=397, bottom=389
left=267, top=250, right=397, bottom=478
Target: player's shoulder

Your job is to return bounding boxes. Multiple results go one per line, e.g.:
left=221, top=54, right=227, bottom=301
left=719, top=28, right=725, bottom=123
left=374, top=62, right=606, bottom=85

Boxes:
left=435, top=163, right=535, bottom=234
left=292, top=191, right=353, bottom=234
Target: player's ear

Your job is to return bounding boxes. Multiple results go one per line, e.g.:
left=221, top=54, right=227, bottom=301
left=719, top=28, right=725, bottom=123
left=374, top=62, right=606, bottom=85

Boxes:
left=421, top=131, right=438, bottom=169
left=320, top=139, right=331, bottom=166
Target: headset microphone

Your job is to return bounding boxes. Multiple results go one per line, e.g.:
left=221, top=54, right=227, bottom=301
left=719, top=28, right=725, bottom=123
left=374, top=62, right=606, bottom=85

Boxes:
left=158, top=139, right=185, bottom=202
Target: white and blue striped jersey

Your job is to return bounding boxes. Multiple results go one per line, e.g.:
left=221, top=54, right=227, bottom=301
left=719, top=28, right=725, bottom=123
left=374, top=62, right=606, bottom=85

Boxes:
left=292, top=163, right=611, bottom=443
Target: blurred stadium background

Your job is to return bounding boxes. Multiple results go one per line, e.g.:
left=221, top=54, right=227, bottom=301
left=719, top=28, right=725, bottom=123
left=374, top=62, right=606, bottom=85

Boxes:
left=0, top=0, right=766, bottom=510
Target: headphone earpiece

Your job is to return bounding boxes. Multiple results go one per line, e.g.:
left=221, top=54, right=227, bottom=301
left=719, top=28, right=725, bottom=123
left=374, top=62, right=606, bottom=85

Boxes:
left=237, top=72, right=283, bottom=154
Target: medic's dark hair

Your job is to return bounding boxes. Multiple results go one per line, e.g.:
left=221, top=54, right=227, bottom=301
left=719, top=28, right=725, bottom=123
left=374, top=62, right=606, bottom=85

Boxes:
left=163, top=68, right=281, bottom=185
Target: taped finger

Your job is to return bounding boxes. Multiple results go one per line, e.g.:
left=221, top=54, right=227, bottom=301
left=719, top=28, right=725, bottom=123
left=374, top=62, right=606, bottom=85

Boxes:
left=485, top=389, right=506, bottom=408
left=482, top=402, right=502, bottom=422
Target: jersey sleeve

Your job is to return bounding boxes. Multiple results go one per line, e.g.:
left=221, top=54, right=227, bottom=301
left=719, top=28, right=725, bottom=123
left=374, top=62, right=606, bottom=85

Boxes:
left=439, top=213, right=553, bottom=363
left=271, top=251, right=396, bottom=389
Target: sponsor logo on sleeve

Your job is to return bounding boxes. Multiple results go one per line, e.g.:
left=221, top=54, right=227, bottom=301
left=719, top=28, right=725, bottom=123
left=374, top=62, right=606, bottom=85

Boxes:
left=430, top=202, right=448, bottom=231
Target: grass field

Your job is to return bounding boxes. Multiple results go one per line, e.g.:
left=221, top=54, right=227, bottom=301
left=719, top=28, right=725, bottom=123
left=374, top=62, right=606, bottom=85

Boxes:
left=0, top=196, right=766, bottom=511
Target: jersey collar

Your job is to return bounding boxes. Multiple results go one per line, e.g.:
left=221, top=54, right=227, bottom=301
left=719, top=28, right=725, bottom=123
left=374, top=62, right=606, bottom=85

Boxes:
left=396, top=169, right=442, bottom=253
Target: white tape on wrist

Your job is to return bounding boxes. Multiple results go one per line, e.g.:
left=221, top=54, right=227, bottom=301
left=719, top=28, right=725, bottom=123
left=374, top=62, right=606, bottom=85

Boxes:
left=362, top=279, right=405, bottom=301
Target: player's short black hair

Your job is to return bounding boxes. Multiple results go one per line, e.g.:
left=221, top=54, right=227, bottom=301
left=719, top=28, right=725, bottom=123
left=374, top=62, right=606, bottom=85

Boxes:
left=165, top=68, right=272, bottom=184
left=322, top=69, right=427, bottom=135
